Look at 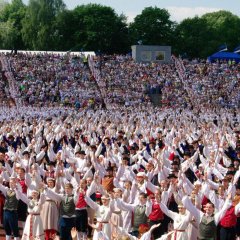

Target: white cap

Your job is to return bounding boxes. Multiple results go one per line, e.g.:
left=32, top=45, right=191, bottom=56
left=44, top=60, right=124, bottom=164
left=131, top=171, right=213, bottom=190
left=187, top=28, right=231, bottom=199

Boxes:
left=15, top=163, right=22, bottom=168
left=199, top=164, right=203, bottom=168
left=137, top=172, right=146, bottom=178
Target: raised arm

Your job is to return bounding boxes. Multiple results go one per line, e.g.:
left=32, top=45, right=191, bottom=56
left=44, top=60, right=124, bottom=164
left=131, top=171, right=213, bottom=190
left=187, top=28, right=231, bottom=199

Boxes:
left=0, top=183, right=8, bottom=196
left=182, top=195, right=202, bottom=224
left=145, top=199, right=153, bottom=217
left=214, top=197, right=232, bottom=224
left=44, top=187, right=63, bottom=202
left=15, top=189, right=30, bottom=205
left=115, top=198, right=135, bottom=212
left=159, top=202, right=178, bottom=220
left=84, top=195, right=99, bottom=211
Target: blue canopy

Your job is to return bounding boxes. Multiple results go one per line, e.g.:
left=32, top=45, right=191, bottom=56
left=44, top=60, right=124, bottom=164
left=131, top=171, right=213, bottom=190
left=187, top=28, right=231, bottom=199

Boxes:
left=208, top=51, right=240, bottom=63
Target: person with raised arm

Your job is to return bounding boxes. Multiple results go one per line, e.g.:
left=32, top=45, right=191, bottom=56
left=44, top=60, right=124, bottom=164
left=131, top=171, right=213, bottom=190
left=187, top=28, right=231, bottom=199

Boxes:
left=20, top=189, right=45, bottom=240
left=157, top=191, right=192, bottom=240
left=115, top=192, right=152, bottom=238
left=84, top=172, right=112, bottom=240
left=0, top=177, right=23, bottom=240
left=40, top=178, right=60, bottom=240
left=43, top=182, right=77, bottom=240
left=182, top=193, right=234, bottom=240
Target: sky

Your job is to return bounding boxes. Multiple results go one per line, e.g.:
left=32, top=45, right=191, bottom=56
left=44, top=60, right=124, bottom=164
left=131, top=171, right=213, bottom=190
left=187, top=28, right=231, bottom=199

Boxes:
left=22, top=0, right=240, bottom=23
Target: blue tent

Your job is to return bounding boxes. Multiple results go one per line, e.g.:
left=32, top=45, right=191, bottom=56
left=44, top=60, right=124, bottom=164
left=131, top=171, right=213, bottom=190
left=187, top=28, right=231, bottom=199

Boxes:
left=208, top=51, right=240, bottom=63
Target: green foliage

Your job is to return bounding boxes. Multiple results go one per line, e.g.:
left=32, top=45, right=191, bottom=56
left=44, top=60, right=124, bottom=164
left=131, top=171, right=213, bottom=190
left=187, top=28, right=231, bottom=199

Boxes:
left=70, top=4, right=130, bottom=53
left=129, top=7, right=175, bottom=46
left=175, top=17, right=212, bottom=58
left=53, top=9, right=77, bottom=51
left=202, top=11, right=240, bottom=53
left=176, top=11, right=240, bottom=58
left=0, top=1, right=239, bottom=58
left=0, top=0, right=26, bottom=49
left=21, top=0, right=66, bottom=50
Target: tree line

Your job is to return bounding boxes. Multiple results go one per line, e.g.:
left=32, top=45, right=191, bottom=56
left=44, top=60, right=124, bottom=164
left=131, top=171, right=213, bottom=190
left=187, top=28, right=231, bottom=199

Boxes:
left=0, top=0, right=240, bottom=58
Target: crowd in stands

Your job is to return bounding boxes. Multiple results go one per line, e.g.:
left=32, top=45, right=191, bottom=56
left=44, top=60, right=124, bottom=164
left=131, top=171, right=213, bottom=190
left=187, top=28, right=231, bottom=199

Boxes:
left=0, top=52, right=238, bottom=240
left=2, top=52, right=239, bottom=111
left=183, top=60, right=240, bottom=109
left=8, top=53, right=102, bottom=109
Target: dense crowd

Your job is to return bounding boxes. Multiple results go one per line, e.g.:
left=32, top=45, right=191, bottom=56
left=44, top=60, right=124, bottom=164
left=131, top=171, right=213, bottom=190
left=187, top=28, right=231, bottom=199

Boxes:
left=0, top=52, right=239, bottom=240
left=7, top=53, right=102, bottom=109
left=183, top=60, right=240, bottom=109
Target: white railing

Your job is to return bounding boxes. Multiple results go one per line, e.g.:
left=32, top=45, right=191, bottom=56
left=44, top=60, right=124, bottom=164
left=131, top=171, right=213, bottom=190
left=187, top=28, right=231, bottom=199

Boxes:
left=172, top=55, right=195, bottom=107
left=0, top=55, right=23, bottom=108
left=88, top=56, right=109, bottom=109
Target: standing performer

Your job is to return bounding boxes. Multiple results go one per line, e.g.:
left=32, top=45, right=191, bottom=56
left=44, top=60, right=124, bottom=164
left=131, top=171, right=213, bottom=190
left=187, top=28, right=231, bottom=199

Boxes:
left=158, top=199, right=191, bottom=240
left=0, top=177, right=21, bottom=240
left=17, top=167, right=29, bottom=229
left=182, top=194, right=233, bottom=240
left=21, top=190, right=45, bottom=240
left=84, top=194, right=112, bottom=240
left=40, top=178, right=59, bottom=240
left=75, top=179, right=88, bottom=240
left=44, top=183, right=77, bottom=240
left=116, top=192, right=152, bottom=238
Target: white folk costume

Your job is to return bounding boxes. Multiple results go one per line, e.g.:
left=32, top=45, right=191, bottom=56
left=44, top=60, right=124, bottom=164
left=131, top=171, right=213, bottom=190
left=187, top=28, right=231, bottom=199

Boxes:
left=157, top=202, right=191, bottom=240
left=21, top=194, right=45, bottom=240
left=84, top=195, right=112, bottom=240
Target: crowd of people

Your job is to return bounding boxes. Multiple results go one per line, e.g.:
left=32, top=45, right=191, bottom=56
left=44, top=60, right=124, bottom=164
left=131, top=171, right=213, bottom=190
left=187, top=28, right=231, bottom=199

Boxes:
left=0, top=52, right=239, bottom=240
left=7, top=53, right=102, bottom=109
left=176, top=58, right=240, bottom=109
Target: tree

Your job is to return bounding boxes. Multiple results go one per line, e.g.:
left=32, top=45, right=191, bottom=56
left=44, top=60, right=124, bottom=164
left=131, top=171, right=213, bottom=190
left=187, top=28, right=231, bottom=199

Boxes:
left=0, top=0, right=26, bottom=50
left=53, top=9, right=76, bottom=51
left=175, top=17, right=213, bottom=58
left=175, top=11, right=240, bottom=58
left=0, top=0, right=7, bottom=11
left=21, top=0, right=66, bottom=50
left=69, top=4, right=130, bottom=53
left=202, top=11, right=240, bottom=52
left=129, top=7, right=175, bottom=46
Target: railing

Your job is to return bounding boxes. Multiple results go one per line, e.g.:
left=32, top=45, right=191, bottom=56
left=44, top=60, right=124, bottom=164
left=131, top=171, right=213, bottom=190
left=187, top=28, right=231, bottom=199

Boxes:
left=88, top=56, right=109, bottom=109
left=172, top=55, right=195, bottom=107
left=0, top=55, right=23, bottom=108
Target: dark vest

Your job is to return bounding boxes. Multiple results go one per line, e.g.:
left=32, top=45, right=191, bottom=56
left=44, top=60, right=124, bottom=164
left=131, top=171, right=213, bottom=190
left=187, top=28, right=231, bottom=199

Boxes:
left=4, top=190, right=18, bottom=211
left=133, top=205, right=148, bottom=231
left=60, top=195, right=75, bottom=217
left=90, top=192, right=96, bottom=202
left=199, top=214, right=216, bottom=240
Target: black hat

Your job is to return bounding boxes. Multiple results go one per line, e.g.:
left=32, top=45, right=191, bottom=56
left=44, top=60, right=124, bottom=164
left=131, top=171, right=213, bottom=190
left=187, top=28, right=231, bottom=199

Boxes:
left=106, top=166, right=113, bottom=172
left=47, top=162, right=55, bottom=166
left=226, top=171, right=235, bottom=176
left=122, top=156, right=130, bottom=162
left=168, top=174, right=177, bottom=179
left=22, top=151, right=30, bottom=156
left=79, top=150, right=86, bottom=155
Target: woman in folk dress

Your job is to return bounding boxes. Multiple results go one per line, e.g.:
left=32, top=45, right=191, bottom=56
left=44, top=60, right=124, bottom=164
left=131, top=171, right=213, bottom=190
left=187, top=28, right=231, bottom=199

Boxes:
left=84, top=194, right=112, bottom=240
left=157, top=202, right=191, bottom=240
left=20, top=190, right=45, bottom=240
left=40, top=178, right=59, bottom=240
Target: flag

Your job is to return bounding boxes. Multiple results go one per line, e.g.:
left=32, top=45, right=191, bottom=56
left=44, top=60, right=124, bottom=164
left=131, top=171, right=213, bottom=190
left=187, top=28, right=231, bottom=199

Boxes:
left=218, top=44, right=228, bottom=52
left=234, top=45, right=240, bottom=53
